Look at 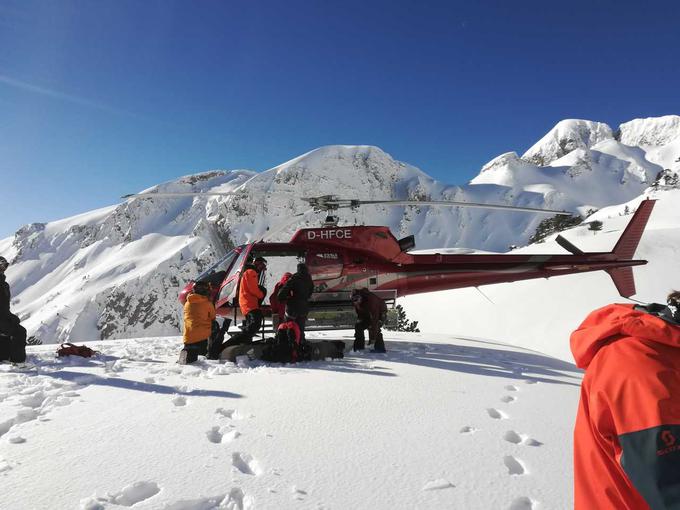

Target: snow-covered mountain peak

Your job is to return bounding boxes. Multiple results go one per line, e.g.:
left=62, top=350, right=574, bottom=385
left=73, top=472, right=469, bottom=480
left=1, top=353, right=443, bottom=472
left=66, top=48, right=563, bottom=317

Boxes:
left=522, top=119, right=614, bottom=166
left=469, top=152, right=536, bottom=186
left=263, top=144, right=429, bottom=190
left=2, top=118, right=678, bottom=345
left=618, top=115, right=680, bottom=147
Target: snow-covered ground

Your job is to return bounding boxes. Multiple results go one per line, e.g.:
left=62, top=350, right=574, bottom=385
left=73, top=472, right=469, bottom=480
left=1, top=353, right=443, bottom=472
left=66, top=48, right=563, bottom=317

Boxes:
left=0, top=332, right=579, bottom=510
left=1, top=114, right=678, bottom=508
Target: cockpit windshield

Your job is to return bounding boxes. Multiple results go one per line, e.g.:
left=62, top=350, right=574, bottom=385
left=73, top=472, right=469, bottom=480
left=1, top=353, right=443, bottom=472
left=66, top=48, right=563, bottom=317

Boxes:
left=195, top=248, right=240, bottom=287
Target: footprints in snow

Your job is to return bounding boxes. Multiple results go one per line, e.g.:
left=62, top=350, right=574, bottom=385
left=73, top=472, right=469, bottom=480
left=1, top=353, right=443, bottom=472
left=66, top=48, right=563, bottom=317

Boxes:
left=503, top=455, right=526, bottom=475
left=459, top=425, right=478, bottom=434
left=458, top=381, right=541, bottom=506
left=172, top=395, right=187, bottom=407
left=80, top=481, right=160, bottom=509
left=508, top=496, right=537, bottom=510
left=486, top=408, right=509, bottom=420
left=0, top=375, right=83, bottom=443
left=503, top=430, right=543, bottom=447
left=232, top=452, right=262, bottom=475
left=206, top=426, right=241, bottom=444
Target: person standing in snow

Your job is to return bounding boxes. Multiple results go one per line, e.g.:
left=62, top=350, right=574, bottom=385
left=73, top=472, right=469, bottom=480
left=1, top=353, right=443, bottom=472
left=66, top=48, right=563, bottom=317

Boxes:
left=269, top=272, right=292, bottom=331
left=571, top=291, right=680, bottom=509
left=0, top=256, right=26, bottom=363
left=276, top=263, right=314, bottom=342
left=221, top=256, right=267, bottom=349
left=351, top=288, right=387, bottom=353
left=180, top=280, right=215, bottom=364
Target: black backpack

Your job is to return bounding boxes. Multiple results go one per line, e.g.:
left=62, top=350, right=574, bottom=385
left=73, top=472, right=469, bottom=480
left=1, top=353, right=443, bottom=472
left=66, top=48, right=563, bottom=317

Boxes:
left=261, top=325, right=300, bottom=363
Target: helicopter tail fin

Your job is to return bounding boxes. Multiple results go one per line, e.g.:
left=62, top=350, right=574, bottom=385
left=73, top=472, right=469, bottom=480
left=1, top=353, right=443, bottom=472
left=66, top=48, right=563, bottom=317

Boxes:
left=604, top=199, right=656, bottom=298
left=594, top=199, right=655, bottom=298
left=610, top=199, right=655, bottom=260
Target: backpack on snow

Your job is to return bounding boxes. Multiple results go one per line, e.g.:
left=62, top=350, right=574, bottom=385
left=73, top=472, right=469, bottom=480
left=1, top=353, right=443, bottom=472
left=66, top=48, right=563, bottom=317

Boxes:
left=57, top=343, right=98, bottom=358
left=261, top=320, right=302, bottom=363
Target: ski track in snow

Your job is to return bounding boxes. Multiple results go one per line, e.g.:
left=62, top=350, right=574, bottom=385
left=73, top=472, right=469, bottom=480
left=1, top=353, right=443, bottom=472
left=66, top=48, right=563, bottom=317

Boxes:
left=0, top=336, right=575, bottom=508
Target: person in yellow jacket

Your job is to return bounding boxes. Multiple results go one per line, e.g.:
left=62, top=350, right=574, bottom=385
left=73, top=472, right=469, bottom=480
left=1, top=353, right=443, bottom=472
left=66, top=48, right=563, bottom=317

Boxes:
left=180, top=280, right=216, bottom=364
left=221, top=256, right=267, bottom=350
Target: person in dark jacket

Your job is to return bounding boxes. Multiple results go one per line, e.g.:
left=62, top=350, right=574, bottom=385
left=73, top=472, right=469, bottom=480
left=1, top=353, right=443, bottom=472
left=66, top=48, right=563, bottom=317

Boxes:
left=351, top=288, right=387, bottom=353
left=276, top=263, right=314, bottom=342
left=0, top=256, right=27, bottom=362
left=571, top=292, right=680, bottom=510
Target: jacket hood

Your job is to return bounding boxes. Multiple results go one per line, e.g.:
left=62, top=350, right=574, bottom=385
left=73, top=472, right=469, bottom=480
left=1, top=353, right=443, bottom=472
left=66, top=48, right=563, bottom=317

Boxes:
left=187, top=293, right=210, bottom=304
left=570, top=303, right=680, bottom=369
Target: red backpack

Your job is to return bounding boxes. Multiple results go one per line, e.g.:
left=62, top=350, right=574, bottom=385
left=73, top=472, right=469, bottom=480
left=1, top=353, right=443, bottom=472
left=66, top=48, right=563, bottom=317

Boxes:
left=57, top=343, right=98, bottom=358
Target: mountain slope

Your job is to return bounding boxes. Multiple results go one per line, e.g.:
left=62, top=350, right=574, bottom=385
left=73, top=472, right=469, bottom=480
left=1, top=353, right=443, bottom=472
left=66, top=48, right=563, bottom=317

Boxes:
left=1, top=116, right=678, bottom=343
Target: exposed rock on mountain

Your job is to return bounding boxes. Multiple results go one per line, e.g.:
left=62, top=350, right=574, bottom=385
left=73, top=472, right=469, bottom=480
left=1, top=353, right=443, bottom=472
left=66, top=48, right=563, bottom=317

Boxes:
left=521, top=119, right=614, bottom=166
left=0, top=116, right=677, bottom=343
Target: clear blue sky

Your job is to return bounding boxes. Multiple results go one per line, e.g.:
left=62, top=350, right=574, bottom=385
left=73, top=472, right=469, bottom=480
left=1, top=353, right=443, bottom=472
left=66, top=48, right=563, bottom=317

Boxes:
left=1, top=0, right=679, bottom=238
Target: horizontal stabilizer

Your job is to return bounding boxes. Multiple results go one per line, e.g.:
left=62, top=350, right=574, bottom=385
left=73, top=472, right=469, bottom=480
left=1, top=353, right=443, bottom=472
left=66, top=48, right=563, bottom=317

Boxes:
left=606, top=267, right=636, bottom=298
left=555, top=235, right=584, bottom=255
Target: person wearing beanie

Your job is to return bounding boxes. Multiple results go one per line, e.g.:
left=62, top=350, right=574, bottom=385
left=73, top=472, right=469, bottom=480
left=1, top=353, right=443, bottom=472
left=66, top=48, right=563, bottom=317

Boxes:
left=220, top=256, right=268, bottom=350
left=276, top=262, right=314, bottom=342
left=351, top=288, right=387, bottom=353
left=269, top=272, right=293, bottom=330
left=0, top=256, right=27, bottom=363
left=180, top=280, right=215, bottom=364
left=571, top=291, right=680, bottom=509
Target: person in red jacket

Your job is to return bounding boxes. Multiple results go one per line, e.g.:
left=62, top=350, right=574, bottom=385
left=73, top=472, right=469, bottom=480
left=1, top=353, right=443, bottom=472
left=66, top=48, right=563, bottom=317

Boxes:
left=571, top=291, right=680, bottom=510
left=269, top=272, right=292, bottom=330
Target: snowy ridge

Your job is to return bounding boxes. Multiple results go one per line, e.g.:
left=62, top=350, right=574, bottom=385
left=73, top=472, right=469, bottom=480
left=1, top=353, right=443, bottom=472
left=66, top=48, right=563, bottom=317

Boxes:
left=521, top=119, right=614, bottom=166
left=0, top=116, right=678, bottom=343
left=618, top=115, right=680, bottom=147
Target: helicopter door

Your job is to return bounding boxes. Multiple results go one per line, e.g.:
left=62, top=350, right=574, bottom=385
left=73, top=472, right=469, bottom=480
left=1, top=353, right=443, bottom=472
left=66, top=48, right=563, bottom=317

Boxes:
left=215, top=247, right=250, bottom=309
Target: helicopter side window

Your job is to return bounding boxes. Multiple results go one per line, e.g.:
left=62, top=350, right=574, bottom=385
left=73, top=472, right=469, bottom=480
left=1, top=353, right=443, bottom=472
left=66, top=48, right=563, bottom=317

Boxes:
left=307, top=251, right=343, bottom=280
left=217, top=247, right=250, bottom=305
left=196, top=250, right=239, bottom=284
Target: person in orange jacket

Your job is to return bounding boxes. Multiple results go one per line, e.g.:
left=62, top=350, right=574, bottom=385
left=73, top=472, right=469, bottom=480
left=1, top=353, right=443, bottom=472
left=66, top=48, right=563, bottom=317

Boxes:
left=180, top=280, right=216, bottom=364
left=221, top=256, right=267, bottom=349
left=571, top=291, right=680, bottom=510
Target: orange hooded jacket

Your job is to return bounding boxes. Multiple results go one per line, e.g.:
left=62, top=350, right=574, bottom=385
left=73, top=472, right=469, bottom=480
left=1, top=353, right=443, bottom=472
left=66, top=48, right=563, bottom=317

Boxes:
left=238, top=267, right=265, bottom=316
left=183, top=293, right=216, bottom=344
left=571, top=303, right=680, bottom=510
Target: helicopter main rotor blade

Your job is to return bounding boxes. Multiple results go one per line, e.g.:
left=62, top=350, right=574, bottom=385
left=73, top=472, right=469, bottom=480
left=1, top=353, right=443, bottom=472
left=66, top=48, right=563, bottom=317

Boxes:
left=121, top=191, right=238, bottom=199
left=351, top=199, right=571, bottom=216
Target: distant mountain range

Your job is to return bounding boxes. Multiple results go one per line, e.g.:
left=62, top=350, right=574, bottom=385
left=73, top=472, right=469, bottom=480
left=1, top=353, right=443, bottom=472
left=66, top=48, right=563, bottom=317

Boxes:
left=1, top=115, right=678, bottom=343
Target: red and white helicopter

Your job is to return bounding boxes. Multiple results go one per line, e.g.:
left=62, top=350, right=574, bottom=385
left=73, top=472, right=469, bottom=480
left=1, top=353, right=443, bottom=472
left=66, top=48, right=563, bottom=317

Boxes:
left=123, top=192, right=655, bottom=324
